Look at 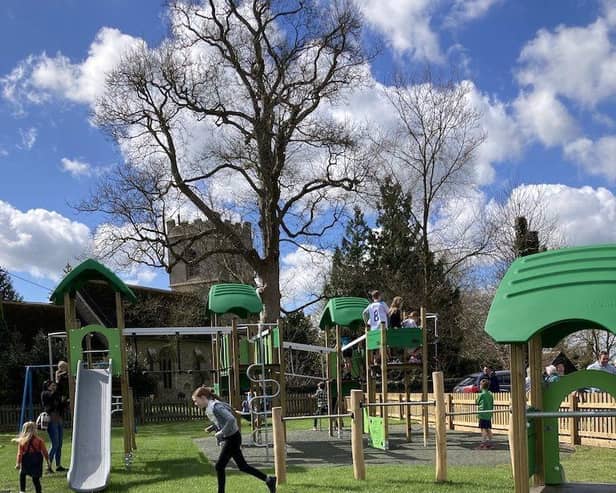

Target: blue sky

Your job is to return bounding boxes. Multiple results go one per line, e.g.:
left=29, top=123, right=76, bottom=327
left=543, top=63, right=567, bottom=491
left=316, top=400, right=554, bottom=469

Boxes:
left=2, top=0, right=616, bottom=304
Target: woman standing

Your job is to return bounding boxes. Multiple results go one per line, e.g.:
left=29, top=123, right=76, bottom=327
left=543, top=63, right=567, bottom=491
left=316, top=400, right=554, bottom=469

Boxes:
left=388, top=296, right=403, bottom=328
left=192, top=386, right=276, bottom=493
left=40, top=381, right=66, bottom=473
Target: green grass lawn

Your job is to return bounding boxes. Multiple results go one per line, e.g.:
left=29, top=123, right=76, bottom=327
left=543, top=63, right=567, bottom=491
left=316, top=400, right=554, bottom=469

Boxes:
left=1, top=421, right=615, bottom=492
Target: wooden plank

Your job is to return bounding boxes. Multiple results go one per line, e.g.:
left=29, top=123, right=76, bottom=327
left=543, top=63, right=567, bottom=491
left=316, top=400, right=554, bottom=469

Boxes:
left=510, top=343, right=529, bottom=493
left=421, top=306, right=428, bottom=447
left=433, top=371, right=447, bottom=482
left=528, top=335, right=544, bottom=486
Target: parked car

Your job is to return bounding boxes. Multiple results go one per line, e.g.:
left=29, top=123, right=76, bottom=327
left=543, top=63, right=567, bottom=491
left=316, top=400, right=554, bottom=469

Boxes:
left=452, top=370, right=511, bottom=393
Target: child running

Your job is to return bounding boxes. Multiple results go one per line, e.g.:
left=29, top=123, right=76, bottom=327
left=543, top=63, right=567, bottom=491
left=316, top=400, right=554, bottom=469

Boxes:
left=192, top=386, right=276, bottom=493
left=476, top=379, right=494, bottom=449
left=13, top=421, right=51, bottom=493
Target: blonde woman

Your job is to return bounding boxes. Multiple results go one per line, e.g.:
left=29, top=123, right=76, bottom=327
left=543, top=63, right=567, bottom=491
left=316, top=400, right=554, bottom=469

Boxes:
left=13, top=421, right=50, bottom=493
left=388, top=296, right=403, bottom=328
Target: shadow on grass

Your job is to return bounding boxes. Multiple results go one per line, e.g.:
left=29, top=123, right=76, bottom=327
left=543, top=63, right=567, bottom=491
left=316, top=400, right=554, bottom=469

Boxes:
left=108, top=456, right=212, bottom=491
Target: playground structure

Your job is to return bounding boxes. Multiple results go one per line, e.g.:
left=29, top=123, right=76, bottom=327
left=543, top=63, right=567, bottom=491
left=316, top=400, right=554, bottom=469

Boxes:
left=319, top=297, right=432, bottom=449
left=49, top=259, right=137, bottom=492
left=268, top=244, right=616, bottom=493
left=484, top=244, right=616, bottom=493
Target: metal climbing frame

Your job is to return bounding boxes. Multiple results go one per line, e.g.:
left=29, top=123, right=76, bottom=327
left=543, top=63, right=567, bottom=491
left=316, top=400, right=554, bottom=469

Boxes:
left=245, top=323, right=280, bottom=458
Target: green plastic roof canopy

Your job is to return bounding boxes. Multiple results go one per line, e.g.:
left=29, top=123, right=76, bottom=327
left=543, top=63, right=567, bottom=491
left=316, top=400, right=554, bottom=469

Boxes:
left=50, top=259, right=137, bottom=305
left=319, top=297, right=369, bottom=330
left=485, top=244, right=616, bottom=346
left=208, top=284, right=263, bottom=318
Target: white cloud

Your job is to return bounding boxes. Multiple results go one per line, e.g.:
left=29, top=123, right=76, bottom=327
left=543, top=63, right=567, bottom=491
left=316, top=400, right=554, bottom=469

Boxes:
left=61, top=157, right=92, bottom=177
left=0, top=147, right=8, bottom=158
left=466, top=83, right=525, bottom=185
left=18, top=127, right=37, bottom=150
left=354, top=0, right=443, bottom=61
left=280, top=246, right=332, bottom=310
left=516, top=15, right=616, bottom=107
left=0, top=200, right=92, bottom=281
left=1, top=27, right=142, bottom=109
left=513, top=89, right=578, bottom=147
left=120, top=265, right=161, bottom=286
left=446, top=0, right=502, bottom=26
left=564, top=136, right=616, bottom=181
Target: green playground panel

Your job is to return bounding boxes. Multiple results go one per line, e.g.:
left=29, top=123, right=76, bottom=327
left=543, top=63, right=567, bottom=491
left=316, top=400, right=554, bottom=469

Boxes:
left=68, top=324, right=123, bottom=376
left=366, top=327, right=422, bottom=350
left=541, top=370, right=616, bottom=484
left=252, top=327, right=279, bottom=364
left=363, top=408, right=387, bottom=450
left=526, top=412, right=537, bottom=478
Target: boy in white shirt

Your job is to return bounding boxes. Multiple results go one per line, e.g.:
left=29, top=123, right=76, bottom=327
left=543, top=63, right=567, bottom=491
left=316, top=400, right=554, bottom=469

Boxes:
left=362, top=290, right=389, bottom=330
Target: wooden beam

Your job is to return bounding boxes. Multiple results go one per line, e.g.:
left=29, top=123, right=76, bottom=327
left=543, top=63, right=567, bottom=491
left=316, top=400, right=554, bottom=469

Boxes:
left=433, top=371, right=447, bottom=482
left=351, top=389, right=366, bottom=480
left=380, top=322, right=388, bottom=448
left=336, top=324, right=344, bottom=432
left=272, top=406, right=286, bottom=484
left=528, top=335, right=544, bottom=486
left=277, top=319, right=287, bottom=426
left=230, top=319, right=242, bottom=430
left=511, top=343, right=530, bottom=493
left=365, top=326, right=375, bottom=417
left=116, top=291, right=132, bottom=456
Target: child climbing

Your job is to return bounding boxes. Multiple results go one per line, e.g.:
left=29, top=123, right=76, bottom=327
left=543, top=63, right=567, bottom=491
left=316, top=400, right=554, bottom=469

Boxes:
left=476, top=379, right=494, bottom=449
left=13, top=421, right=51, bottom=493
left=192, top=386, right=276, bottom=493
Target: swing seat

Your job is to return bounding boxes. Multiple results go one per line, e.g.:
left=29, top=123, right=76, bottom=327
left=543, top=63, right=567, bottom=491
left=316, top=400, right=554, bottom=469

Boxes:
left=366, top=326, right=422, bottom=350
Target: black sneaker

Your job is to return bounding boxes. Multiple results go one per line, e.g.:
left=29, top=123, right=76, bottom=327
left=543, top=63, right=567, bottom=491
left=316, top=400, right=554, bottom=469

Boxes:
left=266, top=476, right=276, bottom=492
left=56, top=466, right=67, bottom=472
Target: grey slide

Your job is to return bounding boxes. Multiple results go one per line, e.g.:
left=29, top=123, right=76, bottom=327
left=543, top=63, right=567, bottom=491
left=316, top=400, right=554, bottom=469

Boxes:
left=68, top=360, right=112, bottom=492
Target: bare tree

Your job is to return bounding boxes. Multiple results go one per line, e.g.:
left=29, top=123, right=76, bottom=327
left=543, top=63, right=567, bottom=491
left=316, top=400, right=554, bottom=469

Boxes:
left=85, top=0, right=369, bottom=320
left=378, top=70, right=488, bottom=303
left=486, top=183, right=565, bottom=280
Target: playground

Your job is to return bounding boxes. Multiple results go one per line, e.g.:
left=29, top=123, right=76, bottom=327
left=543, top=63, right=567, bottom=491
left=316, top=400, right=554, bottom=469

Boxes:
left=7, top=246, right=616, bottom=493
left=2, top=421, right=616, bottom=492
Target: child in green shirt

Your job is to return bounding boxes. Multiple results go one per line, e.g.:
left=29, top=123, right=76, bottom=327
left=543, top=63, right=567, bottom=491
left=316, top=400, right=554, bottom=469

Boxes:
left=476, top=379, right=494, bottom=449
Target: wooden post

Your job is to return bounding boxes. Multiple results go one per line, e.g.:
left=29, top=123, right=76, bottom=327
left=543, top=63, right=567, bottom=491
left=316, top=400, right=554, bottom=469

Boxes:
left=325, top=329, right=333, bottom=436
left=351, top=389, right=366, bottom=480
left=272, top=406, right=286, bottom=484
left=63, top=293, right=76, bottom=417
left=528, top=334, right=544, bottom=485
left=433, top=371, right=447, bottom=482
left=116, top=291, right=132, bottom=456
left=447, top=393, right=455, bottom=431
left=336, top=324, right=344, bottom=432
left=569, top=391, right=579, bottom=446
left=214, top=331, right=221, bottom=388
left=421, top=306, right=428, bottom=447
left=404, top=348, right=412, bottom=442
left=380, top=322, right=388, bottom=448
left=128, top=387, right=137, bottom=450
left=510, top=343, right=530, bottom=493
left=230, top=319, right=242, bottom=430
left=277, top=319, right=288, bottom=441
left=365, top=326, right=375, bottom=417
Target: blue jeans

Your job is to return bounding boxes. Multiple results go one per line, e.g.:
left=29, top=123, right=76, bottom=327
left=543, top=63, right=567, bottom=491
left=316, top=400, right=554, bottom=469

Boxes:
left=47, top=419, right=64, bottom=467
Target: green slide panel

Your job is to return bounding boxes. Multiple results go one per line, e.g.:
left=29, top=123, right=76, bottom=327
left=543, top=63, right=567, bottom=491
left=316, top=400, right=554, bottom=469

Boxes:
left=366, top=327, right=422, bottom=350
left=363, top=408, right=387, bottom=450
left=68, top=325, right=123, bottom=377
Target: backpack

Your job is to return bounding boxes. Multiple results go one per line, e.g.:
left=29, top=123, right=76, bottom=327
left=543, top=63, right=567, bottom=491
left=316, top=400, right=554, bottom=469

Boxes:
left=21, top=439, right=43, bottom=478
left=36, top=412, right=49, bottom=431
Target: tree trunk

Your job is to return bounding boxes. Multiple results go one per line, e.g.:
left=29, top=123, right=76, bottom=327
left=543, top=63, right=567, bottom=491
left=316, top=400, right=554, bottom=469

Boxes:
left=259, top=258, right=281, bottom=323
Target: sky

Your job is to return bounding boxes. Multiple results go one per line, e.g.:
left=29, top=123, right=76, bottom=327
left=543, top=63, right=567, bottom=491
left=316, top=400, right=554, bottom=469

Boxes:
left=2, top=0, right=616, bottom=306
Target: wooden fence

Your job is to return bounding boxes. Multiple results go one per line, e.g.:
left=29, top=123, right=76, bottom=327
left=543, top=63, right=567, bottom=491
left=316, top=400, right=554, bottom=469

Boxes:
left=357, top=392, right=616, bottom=449
left=0, top=392, right=317, bottom=431
left=6, top=391, right=615, bottom=448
